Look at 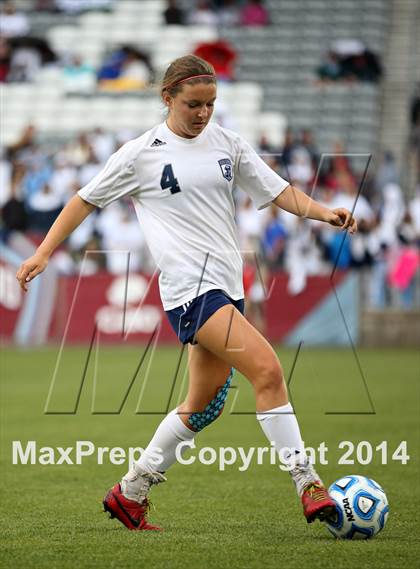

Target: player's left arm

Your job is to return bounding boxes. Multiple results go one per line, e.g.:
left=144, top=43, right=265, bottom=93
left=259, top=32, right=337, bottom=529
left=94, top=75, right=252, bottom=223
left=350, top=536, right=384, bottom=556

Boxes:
left=273, top=184, right=357, bottom=233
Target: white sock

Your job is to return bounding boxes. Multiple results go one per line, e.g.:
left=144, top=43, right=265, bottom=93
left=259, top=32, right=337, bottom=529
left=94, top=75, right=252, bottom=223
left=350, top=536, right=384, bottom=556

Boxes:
left=136, top=408, right=196, bottom=473
left=121, top=409, right=196, bottom=502
left=256, top=402, right=306, bottom=467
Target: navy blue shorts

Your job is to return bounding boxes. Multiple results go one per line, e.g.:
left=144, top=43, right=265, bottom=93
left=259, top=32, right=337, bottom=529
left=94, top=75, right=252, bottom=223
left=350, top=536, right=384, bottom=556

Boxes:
left=165, top=289, right=245, bottom=345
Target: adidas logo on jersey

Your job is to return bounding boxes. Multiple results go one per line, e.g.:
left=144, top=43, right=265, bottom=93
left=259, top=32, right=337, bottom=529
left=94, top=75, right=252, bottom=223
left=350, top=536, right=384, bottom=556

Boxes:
left=151, top=138, right=166, bottom=147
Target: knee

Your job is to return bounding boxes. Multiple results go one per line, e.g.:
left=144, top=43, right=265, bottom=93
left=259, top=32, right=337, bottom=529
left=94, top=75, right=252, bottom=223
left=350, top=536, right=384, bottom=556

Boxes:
left=252, top=358, right=285, bottom=393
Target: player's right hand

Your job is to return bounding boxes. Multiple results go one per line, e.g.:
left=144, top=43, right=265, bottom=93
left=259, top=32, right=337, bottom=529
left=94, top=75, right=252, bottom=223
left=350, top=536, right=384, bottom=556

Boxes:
left=16, top=252, right=49, bottom=292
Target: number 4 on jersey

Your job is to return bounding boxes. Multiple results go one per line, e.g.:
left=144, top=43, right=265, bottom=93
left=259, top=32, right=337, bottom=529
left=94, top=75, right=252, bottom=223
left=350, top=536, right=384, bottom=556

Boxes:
left=160, top=164, right=181, bottom=194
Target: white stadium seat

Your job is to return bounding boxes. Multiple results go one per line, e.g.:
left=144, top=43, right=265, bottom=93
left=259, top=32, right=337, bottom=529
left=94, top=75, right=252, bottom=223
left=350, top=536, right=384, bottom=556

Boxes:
left=257, top=112, right=288, bottom=148
left=47, top=26, right=80, bottom=55
left=78, top=11, right=112, bottom=29
left=187, top=26, right=219, bottom=44
left=115, top=0, right=165, bottom=17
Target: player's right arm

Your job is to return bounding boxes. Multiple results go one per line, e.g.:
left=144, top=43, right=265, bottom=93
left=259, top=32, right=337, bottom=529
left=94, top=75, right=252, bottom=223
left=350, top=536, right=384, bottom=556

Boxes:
left=16, top=195, right=96, bottom=291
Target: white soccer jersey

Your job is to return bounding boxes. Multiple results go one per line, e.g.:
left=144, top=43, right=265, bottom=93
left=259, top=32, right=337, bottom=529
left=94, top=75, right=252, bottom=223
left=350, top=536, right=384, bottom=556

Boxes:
left=78, top=121, right=290, bottom=310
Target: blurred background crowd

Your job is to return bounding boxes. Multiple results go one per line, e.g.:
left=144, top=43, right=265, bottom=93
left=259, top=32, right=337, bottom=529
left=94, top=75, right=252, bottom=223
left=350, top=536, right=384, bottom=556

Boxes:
left=0, top=0, right=385, bottom=89
left=1, top=0, right=419, bottom=314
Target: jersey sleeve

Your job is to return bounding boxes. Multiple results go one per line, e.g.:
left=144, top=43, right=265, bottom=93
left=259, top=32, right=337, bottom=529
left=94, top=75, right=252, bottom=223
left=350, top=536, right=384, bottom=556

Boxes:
left=234, top=137, right=290, bottom=210
left=78, top=142, right=140, bottom=208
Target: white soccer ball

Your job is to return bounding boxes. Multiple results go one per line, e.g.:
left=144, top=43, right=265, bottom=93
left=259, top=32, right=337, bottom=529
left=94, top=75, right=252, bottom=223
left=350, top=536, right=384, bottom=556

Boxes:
left=326, top=475, right=389, bottom=539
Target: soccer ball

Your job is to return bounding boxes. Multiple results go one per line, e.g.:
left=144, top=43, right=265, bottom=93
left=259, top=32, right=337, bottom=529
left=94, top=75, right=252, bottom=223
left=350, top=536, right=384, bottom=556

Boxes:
left=326, top=475, right=389, bottom=539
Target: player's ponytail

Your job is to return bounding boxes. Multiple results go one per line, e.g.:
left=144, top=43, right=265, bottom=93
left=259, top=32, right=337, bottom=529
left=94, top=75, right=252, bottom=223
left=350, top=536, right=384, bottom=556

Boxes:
left=161, top=55, right=216, bottom=98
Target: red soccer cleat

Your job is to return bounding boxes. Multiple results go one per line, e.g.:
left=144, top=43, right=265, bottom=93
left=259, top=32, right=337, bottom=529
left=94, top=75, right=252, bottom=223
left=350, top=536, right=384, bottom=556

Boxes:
left=103, top=483, right=162, bottom=531
left=301, top=482, right=337, bottom=523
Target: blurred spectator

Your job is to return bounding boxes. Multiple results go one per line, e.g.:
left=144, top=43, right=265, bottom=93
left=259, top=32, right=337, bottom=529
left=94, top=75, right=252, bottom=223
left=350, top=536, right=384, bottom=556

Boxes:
left=287, top=147, right=313, bottom=191
left=34, top=0, right=57, bottom=11
left=0, top=148, right=13, bottom=208
left=320, top=142, right=356, bottom=190
left=376, top=182, right=405, bottom=246
left=0, top=37, right=11, bottom=82
left=96, top=201, right=147, bottom=274
left=7, top=36, right=57, bottom=82
left=6, top=124, right=37, bottom=162
left=8, top=146, right=61, bottom=235
left=27, top=183, right=63, bottom=232
left=330, top=172, right=375, bottom=270
left=115, top=127, right=139, bottom=147
left=63, top=54, right=96, bottom=94
left=317, top=40, right=382, bottom=84
left=212, top=97, right=238, bottom=130
left=217, top=0, right=240, bottom=27
left=330, top=172, right=374, bottom=225
left=299, top=129, right=319, bottom=171
left=410, top=83, right=420, bottom=131
left=410, top=186, right=420, bottom=239
left=62, top=133, right=95, bottom=168
left=279, top=128, right=297, bottom=172
left=55, top=0, right=114, bottom=14
left=352, top=48, right=382, bottom=82
left=409, top=83, right=420, bottom=180
left=262, top=205, right=287, bottom=269
left=333, top=38, right=365, bottom=57
left=317, top=50, right=342, bottom=82
left=194, top=39, right=237, bottom=81
left=388, top=216, right=419, bottom=310
left=257, top=134, right=272, bottom=155
left=21, top=151, right=52, bottom=205
left=237, top=196, right=266, bottom=252
left=282, top=214, right=324, bottom=295
left=163, top=0, right=185, bottom=25
left=118, top=52, right=152, bottom=87
left=76, top=238, right=104, bottom=276
left=88, top=127, right=116, bottom=165
left=240, top=0, right=269, bottom=27
left=2, top=119, right=415, bottom=311
left=78, top=149, right=102, bottom=188
left=97, top=47, right=126, bottom=81
left=316, top=186, right=352, bottom=269
left=0, top=1, right=30, bottom=38
left=278, top=129, right=318, bottom=187
left=1, top=150, right=28, bottom=234
left=243, top=252, right=267, bottom=334
left=2, top=194, right=27, bottom=231
left=369, top=205, right=419, bottom=310
left=262, top=154, right=280, bottom=175
left=374, top=151, right=399, bottom=194
left=98, top=46, right=153, bottom=91
left=368, top=234, right=389, bottom=309
left=8, top=42, right=42, bottom=82
left=9, top=159, right=26, bottom=197
left=67, top=212, right=97, bottom=257
left=48, top=154, right=78, bottom=204
left=188, top=1, right=218, bottom=26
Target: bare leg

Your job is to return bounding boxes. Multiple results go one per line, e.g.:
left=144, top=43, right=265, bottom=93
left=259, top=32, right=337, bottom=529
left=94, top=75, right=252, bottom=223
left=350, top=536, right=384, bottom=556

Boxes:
left=177, top=342, right=232, bottom=427
left=194, top=304, right=288, bottom=411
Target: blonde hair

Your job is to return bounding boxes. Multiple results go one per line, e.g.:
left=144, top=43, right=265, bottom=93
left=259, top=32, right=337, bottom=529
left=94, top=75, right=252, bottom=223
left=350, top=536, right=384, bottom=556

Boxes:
left=161, top=55, right=216, bottom=98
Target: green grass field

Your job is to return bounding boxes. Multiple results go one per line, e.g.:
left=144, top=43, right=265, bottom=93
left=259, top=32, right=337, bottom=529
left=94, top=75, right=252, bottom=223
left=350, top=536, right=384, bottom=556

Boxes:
left=1, top=345, right=419, bottom=569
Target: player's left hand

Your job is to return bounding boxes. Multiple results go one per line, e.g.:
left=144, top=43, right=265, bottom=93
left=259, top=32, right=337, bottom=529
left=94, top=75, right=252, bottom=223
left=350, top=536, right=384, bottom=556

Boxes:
left=328, top=208, right=357, bottom=234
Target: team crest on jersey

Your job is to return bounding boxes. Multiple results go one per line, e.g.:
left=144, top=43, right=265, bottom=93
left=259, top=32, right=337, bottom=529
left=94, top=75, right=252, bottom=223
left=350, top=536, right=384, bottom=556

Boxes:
left=218, top=158, right=233, bottom=181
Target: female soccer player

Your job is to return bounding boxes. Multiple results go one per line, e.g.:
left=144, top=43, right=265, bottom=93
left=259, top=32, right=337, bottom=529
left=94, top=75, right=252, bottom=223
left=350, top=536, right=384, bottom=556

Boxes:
left=16, top=55, right=357, bottom=531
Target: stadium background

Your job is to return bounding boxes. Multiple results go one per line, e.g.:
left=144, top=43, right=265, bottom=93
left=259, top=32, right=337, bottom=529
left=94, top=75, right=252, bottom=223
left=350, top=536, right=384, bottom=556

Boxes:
left=0, top=1, right=419, bottom=568
left=1, top=0, right=419, bottom=347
